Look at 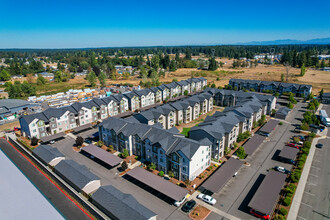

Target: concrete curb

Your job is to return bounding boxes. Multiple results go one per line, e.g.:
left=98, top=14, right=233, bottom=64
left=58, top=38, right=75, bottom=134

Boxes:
left=287, top=119, right=327, bottom=219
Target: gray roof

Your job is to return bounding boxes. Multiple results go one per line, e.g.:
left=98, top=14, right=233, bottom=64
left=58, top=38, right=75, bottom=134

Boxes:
left=200, top=158, right=243, bottom=193
left=126, top=167, right=188, bottom=201
left=259, top=119, right=279, bottom=134
left=243, top=134, right=266, bottom=155
left=92, top=185, right=157, bottom=220
left=0, top=99, right=38, bottom=109
left=276, top=107, right=291, bottom=116
left=248, top=170, right=287, bottom=215
left=81, top=144, right=122, bottom=166
left=33, top=145, right=64, bottom=164
left=40, top=132, right=66, bottom=143
left=279, top=146, right=299, bottom=160
left=54, top=160, right=100, bottom=190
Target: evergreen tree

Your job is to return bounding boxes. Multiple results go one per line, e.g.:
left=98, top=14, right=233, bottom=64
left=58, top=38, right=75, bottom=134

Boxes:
left=300, top=64, right=306, bottom=76
left=208, top=57, right=218, bottom=71
left=169, top=60, right=176, bottom=72
left=98, top=72, right=107, bottom=87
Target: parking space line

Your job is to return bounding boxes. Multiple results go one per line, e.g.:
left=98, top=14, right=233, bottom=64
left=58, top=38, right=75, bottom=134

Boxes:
left=304, top=191, right=315, bottom=196
left=311, top=165, right=320, bottom=170
left=313, top=160, right=321, bottom=163
left=307, top=182, right=317, bottom=186
left=298, top=215, right=308, bottom=220
left=301, top=202, right=313, bottom=208
left=309, top=174, right=318, bottom=178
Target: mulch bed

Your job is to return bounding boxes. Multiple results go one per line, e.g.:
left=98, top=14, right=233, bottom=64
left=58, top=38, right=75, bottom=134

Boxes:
left=190, top=205, right=211, bottom=220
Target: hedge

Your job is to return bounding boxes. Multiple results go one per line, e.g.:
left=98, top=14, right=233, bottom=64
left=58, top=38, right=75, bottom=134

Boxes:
left=280, top=208, right=288, bottom=216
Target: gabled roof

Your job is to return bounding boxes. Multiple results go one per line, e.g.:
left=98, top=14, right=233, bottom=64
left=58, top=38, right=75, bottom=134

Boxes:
left=54, top=160, right=100, bottom=190
left=33, top=145, right=64, bottom=164
left=92, top=185, right=157, bottom=220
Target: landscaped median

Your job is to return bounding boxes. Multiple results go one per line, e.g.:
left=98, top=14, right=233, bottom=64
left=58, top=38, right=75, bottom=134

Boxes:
left=272, top=134, right=315, bottom=220
left=189, top=205, right=211, bottom=220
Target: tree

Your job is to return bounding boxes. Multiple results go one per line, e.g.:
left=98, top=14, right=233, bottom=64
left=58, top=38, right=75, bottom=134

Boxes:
left=281, top=73, right=285, bottom=82
left=184, top=90, right=189, bottom=96
left=236, top=146, right=246, bottom=159
left=98, top=72, right=106, bottom=87
left=0, top=69, right=11, bottom=81
left=37, top=74, right=46, bottom=85
left=284, top=62, right=291, bottom=82
left=287, top=102, right=294, bottom=109
left=87, top=71, right=97, bottom=87
left=208, top=57, right=218, bottom=71
left=169, top=60, right=176, bottom=72
left=121, top=161, right=128, bottom=170
left=31, top=136, right=38, bottom=146
left=147, top=162, right=156, bottom=170
left=158, top=171, right=164, bottom=177
left=319, top=88, right=324, bottom=100
left=300, top=63, right=306, bottom=76
left=75, top=136, right=84, bottom=146
left=168, top=171, right=174, bottom=178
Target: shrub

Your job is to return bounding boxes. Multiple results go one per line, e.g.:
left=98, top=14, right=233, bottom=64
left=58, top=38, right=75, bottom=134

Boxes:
left=147, top=163, right=156, bottom=170
left=280, top=208, right=288, bottom=216
left=287, top=102, right=294, bottom=109
left=184, top=179, right=191, bottom=186
left=158, top=171, right=164, bottom=177
left=31, top=136, right=39, bottom=146
left=301, top=123, right=309, bottom=131
left=168, top=171, right=174, bottom=178
left=279, top=121, right=283, bottom=125
left=299, top=154, right=307, bottom=163
left=121, top=161, right=128, bottom=170
left=121, top=149, right=129, bottom=158
left=274, top=214, right=286, bottom=220
left=309, top=132, right=316, bottom=138
left=135, top=155, right=140, bottom=160
left=285, top=183, right=296, bottom=194
left=302, top=147, right=310, bottom=155
left=286, top=193, right=293, bottom=198
left=96, top=140, right=104, bottom=147
left=303, top=141, right=311, bottom=149
left=108, top=145, right=114, bottom=151
left=297, top=160, right=304, bottom=170
left=184, top=90, right=189, bottom=96
left=291, top=170, right=301, bottom=183
left=283, top=196, right=292, bottom=206
left=236, top=146, right=246, bottom=159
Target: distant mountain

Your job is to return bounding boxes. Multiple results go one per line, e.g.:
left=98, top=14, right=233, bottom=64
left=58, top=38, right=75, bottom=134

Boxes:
left=237, top=38, right=330, bottom=45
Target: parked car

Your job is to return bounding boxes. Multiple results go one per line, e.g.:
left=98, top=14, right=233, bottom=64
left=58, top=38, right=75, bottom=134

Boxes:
left=181, top=200, right=196, bottom=212
left=274, top=166, right=291, bottom=174
left=291, top=140, right=303, bottom=145
left=316, top=143, right=323, bottom=149
left=50, top=140, right=55, bottom=144
left=250, top=209, right=270, bottom=220
left=286, top=143, right=300, bottom=149
left=258, top=131, right=269, bottom=137
left=197, top=193, right=216, bottom=205
left=174, top=197, right=186, bottom=207
left=85, top=139, right=92, bottom=144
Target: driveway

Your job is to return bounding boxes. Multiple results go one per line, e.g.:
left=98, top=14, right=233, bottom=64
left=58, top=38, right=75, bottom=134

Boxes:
left=205, top=102, right=307, bottom=219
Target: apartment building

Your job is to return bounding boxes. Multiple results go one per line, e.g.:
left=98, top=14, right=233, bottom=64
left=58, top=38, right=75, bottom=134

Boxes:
left=132, top=92, right=213, bottom=129
left=229, top=79, right=312, bottom=97
left=189, top=96, right=269, bottom=159
left=99, top=117, right=211, bottom=181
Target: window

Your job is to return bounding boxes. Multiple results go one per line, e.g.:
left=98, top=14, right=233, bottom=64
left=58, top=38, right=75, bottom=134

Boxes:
left=183, top=167, right=186, bottom=171
left=58, top=122, right=61, bottom=126
left=64, top=115, right=67, bottom=119
left=33, top=129, right=36, bottom=133
left=38, top=121, right=43, bottom=126
left=160, top=158, right=163, bottom=163
left=40, top=127, right=44, bottom=132
left=71, top=119, right=75, bottom=122
left=182, top=158, right=185, bottom=163
left=32, top=123, right=35, bottom=127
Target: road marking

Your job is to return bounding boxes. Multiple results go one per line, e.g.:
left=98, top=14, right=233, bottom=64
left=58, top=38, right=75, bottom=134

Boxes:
left=301, top=202, right=313, bottom=208
left=311, top=165, right=320, bottom=170
left=313, top=160, right=321, bottom=163
left=307, top=182, right=317, bottom=186
left=304, top=191, right=315, bottom=196
left=309, top=174, right=318, bottom=178
left=298, top=215, right=308, bottom=220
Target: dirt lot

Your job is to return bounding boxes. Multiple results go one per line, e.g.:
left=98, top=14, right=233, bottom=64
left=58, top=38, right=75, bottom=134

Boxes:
left=105, top=62, right=329, bottom=93
left=0, top=120, right=20, bottom=131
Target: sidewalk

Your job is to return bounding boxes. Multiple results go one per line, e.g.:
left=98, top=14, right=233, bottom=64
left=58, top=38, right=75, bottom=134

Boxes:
left=287, top=127, right=328, bottom=220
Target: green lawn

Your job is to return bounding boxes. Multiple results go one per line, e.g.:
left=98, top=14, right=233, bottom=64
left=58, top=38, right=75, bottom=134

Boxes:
left=181, top=127, right=191, bottom=137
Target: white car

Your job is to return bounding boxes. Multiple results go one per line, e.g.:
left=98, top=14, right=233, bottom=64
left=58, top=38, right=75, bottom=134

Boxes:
left=197, top=193, right=216, bottom=205
left=174, top=197, right=186, bottom=207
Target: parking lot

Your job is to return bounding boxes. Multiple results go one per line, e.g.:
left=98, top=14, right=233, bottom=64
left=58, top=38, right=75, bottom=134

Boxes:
left=297, top=104, right=330, bottom=220
left=51, top=129, right=190, bottom=220
left=205, top=102, right=307, bottom=219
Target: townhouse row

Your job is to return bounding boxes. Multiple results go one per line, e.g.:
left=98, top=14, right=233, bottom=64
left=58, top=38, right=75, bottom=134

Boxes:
left=129, top=92, right=213, bottom=129
left=20, top=77, right=207, bottom=139
left=229, top=79, right=312, bottom=97
left=99, top=117, right=212, bottom=181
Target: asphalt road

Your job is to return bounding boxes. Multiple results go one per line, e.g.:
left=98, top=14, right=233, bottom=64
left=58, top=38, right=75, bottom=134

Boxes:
left=206, top=102, right=306, bottom=219
left=0, top=139, right=93, bottom=220
left=297, top=104, right=330, bottom=220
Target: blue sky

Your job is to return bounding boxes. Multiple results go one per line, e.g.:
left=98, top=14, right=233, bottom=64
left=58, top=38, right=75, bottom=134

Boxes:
left=1, top=0, right=329, bottom=48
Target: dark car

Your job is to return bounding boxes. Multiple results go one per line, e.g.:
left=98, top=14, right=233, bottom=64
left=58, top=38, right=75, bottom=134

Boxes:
left=316, top=143, right=323, bottom=149
left=182, top=200, right=196, bottom=213
left=85, top=139, right=92, bottom=144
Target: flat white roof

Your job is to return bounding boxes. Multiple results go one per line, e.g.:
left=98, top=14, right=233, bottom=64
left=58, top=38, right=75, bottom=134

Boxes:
left=0, top=150, right=63, bottom=220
